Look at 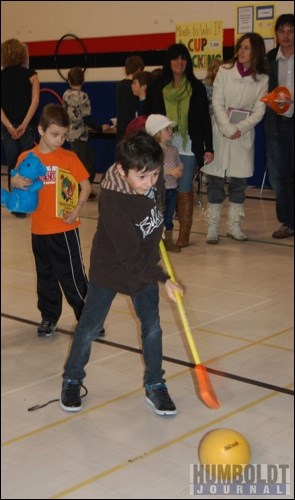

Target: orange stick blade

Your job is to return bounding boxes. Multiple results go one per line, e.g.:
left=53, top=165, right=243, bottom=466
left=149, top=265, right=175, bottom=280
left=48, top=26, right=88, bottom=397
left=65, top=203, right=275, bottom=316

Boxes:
left=194, top=365, right=220, bottom=409
left=159, top=240, right=220, bottom=410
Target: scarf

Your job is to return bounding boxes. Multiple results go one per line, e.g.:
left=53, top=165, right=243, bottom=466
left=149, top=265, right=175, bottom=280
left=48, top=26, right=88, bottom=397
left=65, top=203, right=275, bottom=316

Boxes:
left=163, top=76, right=192, bottom=149
left=236, top=61, right=253, bottom=77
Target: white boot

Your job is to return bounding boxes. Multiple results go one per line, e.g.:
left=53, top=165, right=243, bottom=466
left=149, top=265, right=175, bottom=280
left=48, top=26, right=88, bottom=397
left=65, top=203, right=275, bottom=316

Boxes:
left=205, top=203, right=223, bottom=244
left=227, top=203, right=248, bottom=241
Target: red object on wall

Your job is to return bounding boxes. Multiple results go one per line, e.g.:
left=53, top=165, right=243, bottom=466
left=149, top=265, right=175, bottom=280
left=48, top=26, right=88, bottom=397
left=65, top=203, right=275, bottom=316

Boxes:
left=25, top=33, right=175, bottom=56
left=25, top=29, right=234, bottom=57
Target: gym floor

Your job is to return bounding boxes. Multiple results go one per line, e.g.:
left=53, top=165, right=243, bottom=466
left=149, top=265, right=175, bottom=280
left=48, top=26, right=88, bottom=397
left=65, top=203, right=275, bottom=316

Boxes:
left=1, top=173, right=294, bottom=499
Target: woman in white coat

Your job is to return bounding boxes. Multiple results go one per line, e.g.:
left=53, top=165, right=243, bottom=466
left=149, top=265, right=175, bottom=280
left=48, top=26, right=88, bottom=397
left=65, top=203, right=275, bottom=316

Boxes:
left=201, top=33, right=269, bottom=243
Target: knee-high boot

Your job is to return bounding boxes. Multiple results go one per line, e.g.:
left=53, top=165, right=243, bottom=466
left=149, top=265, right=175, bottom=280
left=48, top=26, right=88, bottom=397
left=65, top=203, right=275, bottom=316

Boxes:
left=176, top=191, right=194, bottom=247
left=164, top=230, right=181, bottom=253
left=205, top=203, right=223, bottom=244
left=227, top=202, right=248, bottom=241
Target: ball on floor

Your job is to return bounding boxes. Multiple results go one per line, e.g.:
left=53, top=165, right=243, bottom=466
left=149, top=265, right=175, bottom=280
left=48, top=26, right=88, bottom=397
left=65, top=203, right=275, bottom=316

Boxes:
left=198, top=428, right=251, bottom=480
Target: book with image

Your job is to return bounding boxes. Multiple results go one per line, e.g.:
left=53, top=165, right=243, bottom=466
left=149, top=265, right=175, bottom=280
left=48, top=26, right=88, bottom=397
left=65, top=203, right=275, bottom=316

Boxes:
left=228, top=107, right=252, bottom=124
left=56, top=167, right=79, bottom=218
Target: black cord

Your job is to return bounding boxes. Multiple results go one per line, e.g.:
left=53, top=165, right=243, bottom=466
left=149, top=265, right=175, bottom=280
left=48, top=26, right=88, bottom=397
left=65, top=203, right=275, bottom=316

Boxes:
left=28, top=399, right=60, bottom=411
left=27, top=383, right=88, bottom=411
left=54, top=33, right=88, bottom=81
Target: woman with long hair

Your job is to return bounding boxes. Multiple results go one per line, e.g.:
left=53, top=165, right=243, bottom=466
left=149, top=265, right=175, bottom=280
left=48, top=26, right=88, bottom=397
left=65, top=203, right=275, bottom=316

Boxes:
left=202, top=33, right=269, bottom=243
left=147, top=43, right=213, bottom=247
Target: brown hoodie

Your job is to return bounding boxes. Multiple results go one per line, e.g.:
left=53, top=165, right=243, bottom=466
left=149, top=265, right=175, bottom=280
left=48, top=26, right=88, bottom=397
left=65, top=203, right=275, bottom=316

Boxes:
left=89, top=163, right=169, bottom=295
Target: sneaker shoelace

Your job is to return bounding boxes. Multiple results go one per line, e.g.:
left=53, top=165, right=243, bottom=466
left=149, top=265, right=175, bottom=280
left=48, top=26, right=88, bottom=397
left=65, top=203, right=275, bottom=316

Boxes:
left=27, top=382, right=88, bottom=412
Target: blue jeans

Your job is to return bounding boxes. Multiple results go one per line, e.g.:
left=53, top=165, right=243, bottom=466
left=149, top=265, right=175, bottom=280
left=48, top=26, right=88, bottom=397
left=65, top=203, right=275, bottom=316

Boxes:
left=178, top=154, right=197, bottom=192
left=164, top=188, right=178, bottom=230
left=266, top=117, right=294, bottom=229
left=63, top=281, right=165, bottom=386
left=1, top=123, right=36, bottom=189
left=206, top=175, right=248, bottom=204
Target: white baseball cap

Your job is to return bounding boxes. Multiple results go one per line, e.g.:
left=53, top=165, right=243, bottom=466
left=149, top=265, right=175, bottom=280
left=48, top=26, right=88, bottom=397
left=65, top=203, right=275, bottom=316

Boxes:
left=145, top=114, right=175, bottom=136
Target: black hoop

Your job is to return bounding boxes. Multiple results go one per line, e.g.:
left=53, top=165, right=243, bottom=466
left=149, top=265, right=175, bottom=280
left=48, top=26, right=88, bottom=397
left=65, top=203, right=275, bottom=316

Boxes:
left=54, top=33, right=88, bottom=81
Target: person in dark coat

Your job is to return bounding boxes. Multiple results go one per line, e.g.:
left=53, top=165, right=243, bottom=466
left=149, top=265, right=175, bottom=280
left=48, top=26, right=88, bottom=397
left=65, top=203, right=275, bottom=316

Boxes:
left=147, top=43, right=213, bottom=247
left=264, top=14, right=294, bottom=239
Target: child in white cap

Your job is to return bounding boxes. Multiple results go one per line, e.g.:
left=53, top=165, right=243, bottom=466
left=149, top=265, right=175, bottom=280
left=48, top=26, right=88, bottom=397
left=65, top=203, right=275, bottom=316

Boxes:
left=145, top=114, right=183, bottom=252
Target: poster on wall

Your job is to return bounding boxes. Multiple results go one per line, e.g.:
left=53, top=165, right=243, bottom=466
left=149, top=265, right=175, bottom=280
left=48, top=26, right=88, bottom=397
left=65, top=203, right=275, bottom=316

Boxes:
left=235, top=2, right=276, bottom=52
left=175, top=20, right=223, bottom=70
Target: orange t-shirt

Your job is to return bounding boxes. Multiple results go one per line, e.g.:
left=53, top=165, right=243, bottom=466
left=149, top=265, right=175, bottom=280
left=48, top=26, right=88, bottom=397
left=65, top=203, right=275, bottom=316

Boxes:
left=16, top=146, right=89, bottom=235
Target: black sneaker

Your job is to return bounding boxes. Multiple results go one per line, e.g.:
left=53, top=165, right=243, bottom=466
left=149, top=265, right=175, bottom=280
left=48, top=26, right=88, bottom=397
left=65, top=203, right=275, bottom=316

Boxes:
left=60, top=380, right=82, bottom=412
left=145, top=383, right=177, bottom=416
left=37, top=320, right=57, bottom=337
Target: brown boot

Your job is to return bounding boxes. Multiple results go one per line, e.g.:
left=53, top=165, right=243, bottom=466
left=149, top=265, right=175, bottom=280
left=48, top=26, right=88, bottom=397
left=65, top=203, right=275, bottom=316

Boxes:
left=176, top=192, right=194, bottom=247
left=164, top=230, right=181, bottom=253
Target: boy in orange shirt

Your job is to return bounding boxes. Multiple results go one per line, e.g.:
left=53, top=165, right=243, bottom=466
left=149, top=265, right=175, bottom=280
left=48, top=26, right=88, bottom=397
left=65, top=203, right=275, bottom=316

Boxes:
left=12, top=104, right=95, bottom=337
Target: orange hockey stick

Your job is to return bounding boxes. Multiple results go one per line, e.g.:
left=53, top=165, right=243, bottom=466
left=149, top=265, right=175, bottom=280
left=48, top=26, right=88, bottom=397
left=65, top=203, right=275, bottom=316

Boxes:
left=160, top=240, right=220, bottom=409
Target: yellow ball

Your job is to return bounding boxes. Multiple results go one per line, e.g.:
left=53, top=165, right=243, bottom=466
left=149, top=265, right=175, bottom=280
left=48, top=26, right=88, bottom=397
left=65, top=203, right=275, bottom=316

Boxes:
left=198, top=428, right=251, bottom=480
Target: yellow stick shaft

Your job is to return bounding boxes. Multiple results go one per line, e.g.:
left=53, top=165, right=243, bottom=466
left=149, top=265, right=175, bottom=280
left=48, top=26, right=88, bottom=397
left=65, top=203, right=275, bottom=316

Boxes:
left=159, top=240, right=201, bottom=365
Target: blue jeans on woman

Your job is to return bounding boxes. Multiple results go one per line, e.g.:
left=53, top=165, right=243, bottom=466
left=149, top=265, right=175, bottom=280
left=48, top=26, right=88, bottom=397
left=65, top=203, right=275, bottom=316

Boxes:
left=178, top=154, right=197, bottom=192
left=63, top=281, right=165, bottom=387
left=206, top=175, right=248, bottom=204
left=164, top=188, right=178, bottom=230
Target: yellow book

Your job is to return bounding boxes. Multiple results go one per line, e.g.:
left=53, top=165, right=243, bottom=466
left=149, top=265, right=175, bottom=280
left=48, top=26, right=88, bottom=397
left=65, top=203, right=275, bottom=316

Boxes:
left=56, top=167, right=79, bottom=218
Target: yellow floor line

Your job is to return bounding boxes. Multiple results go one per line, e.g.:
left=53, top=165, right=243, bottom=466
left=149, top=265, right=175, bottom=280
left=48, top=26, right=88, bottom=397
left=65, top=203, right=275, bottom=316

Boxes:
left=1, top=369, right=188, bottom=447
left=50, top=389, right=289, bottom=499
left=2, top=368, right=293, bottom=449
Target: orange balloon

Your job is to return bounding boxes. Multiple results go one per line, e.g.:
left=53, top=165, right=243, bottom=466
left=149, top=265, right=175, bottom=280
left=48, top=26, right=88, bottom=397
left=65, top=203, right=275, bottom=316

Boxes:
left=261, top=86, right=291, bottom=114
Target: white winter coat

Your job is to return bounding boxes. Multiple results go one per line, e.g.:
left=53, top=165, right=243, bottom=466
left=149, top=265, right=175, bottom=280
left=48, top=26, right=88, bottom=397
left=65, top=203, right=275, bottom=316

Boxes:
left=201, top=64, right=269, bottom=178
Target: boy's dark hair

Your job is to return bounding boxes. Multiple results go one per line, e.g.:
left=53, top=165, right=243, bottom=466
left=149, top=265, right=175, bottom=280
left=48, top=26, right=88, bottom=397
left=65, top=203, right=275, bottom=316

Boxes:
left=275, top=14, right=294, bottom=31
left=68, top=67, right=85, bottom=86
left=39, top=103, right=70, bottom=131
left=132, top=71, right=154, bottom=88
left=125, top=56, right=144, bottom=76
left=151, top=67, right=163, bottom=80
left=116, top=131, right=163, bottom=174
